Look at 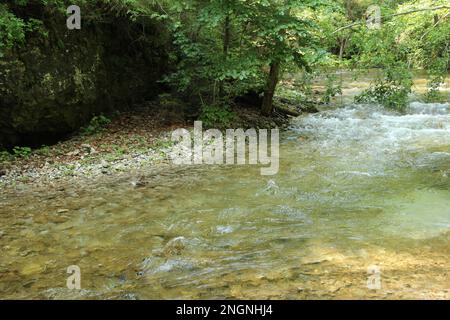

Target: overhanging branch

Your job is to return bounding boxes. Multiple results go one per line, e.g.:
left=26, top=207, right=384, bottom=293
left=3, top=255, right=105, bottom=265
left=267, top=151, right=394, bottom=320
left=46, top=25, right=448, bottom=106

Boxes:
left=332, top=6, right=450, bottom=34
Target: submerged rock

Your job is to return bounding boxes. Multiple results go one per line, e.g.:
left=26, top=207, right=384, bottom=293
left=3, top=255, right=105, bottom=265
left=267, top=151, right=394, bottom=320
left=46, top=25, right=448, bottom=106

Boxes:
left=163, top=237, right=187, bottom=256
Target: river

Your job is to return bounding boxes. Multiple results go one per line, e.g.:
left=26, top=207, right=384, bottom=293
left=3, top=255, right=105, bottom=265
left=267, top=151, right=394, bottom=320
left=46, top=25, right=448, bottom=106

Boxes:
left=0, top=72, right=449, bottom=299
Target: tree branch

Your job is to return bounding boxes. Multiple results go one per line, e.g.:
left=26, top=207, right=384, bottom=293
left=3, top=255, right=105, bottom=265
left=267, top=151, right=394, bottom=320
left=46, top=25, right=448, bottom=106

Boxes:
left=332, top=6, right=450, bottom=34
left=420, top=11, right=450, bottom=40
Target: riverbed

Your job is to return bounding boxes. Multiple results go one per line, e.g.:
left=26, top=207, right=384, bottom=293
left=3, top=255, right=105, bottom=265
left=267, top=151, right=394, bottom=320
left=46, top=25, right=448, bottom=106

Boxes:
left=0, top=73, right=449, bottom=299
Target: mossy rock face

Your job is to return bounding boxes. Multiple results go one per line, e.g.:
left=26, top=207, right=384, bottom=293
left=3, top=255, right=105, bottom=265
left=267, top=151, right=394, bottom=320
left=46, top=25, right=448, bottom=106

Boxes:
left=0, top=6, right=169, bottom=148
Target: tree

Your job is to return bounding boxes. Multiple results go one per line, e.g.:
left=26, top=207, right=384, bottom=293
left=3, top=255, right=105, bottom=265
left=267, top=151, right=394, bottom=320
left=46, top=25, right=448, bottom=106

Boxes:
left=156, top=0, right=324, bottom=115
left=244, top=0, right=320, bottom=115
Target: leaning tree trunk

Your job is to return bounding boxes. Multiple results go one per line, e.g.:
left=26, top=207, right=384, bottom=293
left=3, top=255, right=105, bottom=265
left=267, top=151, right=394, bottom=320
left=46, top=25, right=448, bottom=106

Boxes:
left=261, top=61, right=280, bottom=116
left=339, top=37, right=347, bottom=60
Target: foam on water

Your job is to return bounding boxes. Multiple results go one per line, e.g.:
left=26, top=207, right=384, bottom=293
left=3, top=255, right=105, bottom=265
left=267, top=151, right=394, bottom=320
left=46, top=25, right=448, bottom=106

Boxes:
left=408, top=102, right=449, bottom=115
left=291, top=102, right=449, bottom=165
left=288, top=101, right=450, bottom=239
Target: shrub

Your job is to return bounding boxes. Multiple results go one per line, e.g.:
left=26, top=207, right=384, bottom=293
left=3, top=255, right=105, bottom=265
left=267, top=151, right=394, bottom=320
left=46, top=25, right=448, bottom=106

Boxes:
left=0, top=150, right=13, bottom=162
left=12, top=146, right=32, bottom=158
left=355, top=79, right=411, bottom=112
left=199, top=104, right=236, bottom=129
left=81, top=115, right=111, bottom=135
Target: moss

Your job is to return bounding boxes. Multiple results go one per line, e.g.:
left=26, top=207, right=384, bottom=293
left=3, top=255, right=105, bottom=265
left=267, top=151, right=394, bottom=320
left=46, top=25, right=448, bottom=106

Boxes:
left=0, top=3, right=169, bottom=149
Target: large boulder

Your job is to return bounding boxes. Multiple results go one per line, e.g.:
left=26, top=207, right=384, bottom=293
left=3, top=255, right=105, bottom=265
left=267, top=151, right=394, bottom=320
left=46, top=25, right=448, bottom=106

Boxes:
left=0, top=3, right=169, bottom=148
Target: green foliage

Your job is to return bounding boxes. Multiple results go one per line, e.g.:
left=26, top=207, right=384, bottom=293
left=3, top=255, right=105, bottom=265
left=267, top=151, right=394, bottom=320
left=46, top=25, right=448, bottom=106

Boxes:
left=1, top=0, right=449, bottom=119
left=199, top=104, right=236, bottom=128
left=1, top=146, right=41, bottom=161
left=0, top=0, right=156, bottom=57
left=158, top=0, right=325, bottom=105
left=0, top=150, right=14, bottom=162
left=0, top=0, right=55, bottom=56
left=348, top=2, right=434, bottom=110
left=394, top=0, right=450, bottom=100
left=310, top=0, right=449, bottom=110
left=355, top=63, right=413, bottom=111
left=35, top=145, right=51, bottom=156
left=424, top=82, right=444, bottom=103
left=321, top=74, right=343, bottom=104
left=81, top=115, right=111, bottom=136
left=0, top=3, right=26, bottom=57
left=356, top=79, right=411, bottom=111
left=152, top=138, right=175, bottom=150
left=12, top=146, right=32, bottom=158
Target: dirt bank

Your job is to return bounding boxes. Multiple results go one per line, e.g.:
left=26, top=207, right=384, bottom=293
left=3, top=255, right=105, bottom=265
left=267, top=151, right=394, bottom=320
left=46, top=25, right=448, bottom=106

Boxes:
left=0, top=102, right=294, bottom=193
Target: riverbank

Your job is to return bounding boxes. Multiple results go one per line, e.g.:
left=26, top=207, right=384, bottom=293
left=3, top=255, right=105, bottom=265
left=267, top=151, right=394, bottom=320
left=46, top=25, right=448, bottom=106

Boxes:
left=0, top=101, right=294, bottom=192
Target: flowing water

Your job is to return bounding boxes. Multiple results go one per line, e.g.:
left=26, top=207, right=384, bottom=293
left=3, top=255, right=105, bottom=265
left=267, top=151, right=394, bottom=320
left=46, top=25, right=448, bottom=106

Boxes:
left=0, top=74, right=449, bottom=299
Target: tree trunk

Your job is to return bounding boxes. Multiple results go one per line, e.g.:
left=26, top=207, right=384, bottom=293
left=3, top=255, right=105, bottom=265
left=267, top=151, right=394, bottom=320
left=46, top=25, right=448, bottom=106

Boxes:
left=275, top=106, right=301, bottom=117
left=339, top=38, right=347, bottom=60
left=219, top=14, right=231, bottom=98
left=261, top=62, right=280, bottom=116
left=223, top=15, right=231, bottom=56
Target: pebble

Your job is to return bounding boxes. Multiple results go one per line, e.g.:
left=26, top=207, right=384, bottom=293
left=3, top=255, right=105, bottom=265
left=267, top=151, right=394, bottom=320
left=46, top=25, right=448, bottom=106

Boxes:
left=81, top=144, right=97, bottom=154
left=0, top=137, right=170, bottom=190
left=66, top=149, right=80, bottom=156
left=101, top=160, right=109, bottom=168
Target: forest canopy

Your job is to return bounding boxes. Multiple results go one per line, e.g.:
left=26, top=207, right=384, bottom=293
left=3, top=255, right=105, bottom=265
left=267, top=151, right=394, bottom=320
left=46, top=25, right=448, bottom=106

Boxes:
left=1, top=0, right=449, bottom=115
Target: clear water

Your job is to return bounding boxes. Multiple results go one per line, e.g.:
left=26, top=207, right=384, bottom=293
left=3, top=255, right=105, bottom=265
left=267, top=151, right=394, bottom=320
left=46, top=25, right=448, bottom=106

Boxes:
left=0, top=84, right=449, bottom=300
